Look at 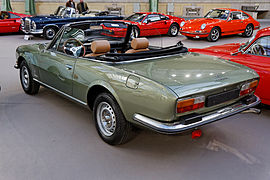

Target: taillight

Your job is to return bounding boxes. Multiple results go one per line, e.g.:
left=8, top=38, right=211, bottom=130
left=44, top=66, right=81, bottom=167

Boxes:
left=240, top=80, right=258, bottom=96
left=177, top=96, right=205, bottom=113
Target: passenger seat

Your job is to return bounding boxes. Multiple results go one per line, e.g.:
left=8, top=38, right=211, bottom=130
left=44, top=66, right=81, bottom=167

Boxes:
left=125, top=38, right=149, bottom=53
left=84, top=40, right=110, bottom=57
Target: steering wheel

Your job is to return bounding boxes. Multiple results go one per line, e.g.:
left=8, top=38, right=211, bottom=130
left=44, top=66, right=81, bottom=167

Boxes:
left=251, top=44, right=266, bottom=55
left=63, top=38, right=86, bottom=57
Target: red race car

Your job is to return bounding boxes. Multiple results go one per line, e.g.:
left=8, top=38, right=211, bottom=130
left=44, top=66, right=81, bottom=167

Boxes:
left=189, top=27, right=270, bottom=105
left=0, top=11, right=30, bottom=33
left=102, top=12, right=184, bottom=38
left=180, top=8, right=260, bottom=42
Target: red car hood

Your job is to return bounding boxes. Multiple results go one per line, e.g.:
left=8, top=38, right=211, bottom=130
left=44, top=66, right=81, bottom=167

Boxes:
left=189, top=43, right=245, bottom=58
left=183, top=18, right=224, bottom=30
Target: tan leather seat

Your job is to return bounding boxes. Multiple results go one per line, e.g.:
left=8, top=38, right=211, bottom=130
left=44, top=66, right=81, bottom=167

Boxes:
left=125, top=38, right=149, bottom=53
left=85, top=40, right=110, bottom=57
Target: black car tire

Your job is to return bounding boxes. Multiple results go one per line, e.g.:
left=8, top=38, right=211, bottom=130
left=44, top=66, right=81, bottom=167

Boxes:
left=20, top=60, right=40, bottom=95
left=93, top=92, right=133, bottom=145
left=242, top=24, right=253, bottom=37
left=43, top=26, right=57, bottom=40
left=207, top=27, right=220, bottom=42
left=168, top=23, right=179, bottom=37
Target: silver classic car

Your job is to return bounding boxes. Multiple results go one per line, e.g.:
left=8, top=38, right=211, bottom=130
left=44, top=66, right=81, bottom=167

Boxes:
left=15, top=21, right=260, bottom=145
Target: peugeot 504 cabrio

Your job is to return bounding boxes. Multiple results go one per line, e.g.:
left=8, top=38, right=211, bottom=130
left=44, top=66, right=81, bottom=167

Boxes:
left=15, top=21, right=260, bottom=145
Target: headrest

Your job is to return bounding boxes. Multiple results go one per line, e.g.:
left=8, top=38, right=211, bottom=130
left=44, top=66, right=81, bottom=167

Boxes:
left=131, top=38, right=149, bottom=50
left=91, top=40, right=110, bottom=54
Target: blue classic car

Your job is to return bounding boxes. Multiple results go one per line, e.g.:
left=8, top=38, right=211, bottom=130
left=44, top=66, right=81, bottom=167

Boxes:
left=21, top=6, right=123, bottom=39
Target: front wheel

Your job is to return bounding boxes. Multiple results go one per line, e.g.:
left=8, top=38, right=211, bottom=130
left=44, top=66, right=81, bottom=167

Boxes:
left=168, top=24, right=179, bottom=37
left=93, top=93, right=133, bottom=145
left=19, top=60, right=40, bottom=95
left=43, top=27, right=57, bottom=40
left=242, top=24, right=253, bottom=37
left=207, top=27, right=220, bottom=42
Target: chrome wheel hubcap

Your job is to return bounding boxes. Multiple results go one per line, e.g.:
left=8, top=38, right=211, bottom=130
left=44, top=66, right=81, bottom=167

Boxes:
left=46, top=28, right=55, bottom=39
left=96, top=102, right=116, bottom=137
left=171, top=26, right=178, bottom=35
left=21, top=66, right=29, bottom=89
left=211, top=29, right=219, bottom=41
left=246, top=26, right=252, bottom=36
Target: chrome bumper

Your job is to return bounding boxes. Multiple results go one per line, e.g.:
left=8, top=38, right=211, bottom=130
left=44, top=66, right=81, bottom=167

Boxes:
left=21, top=28, right=43, bottom=35
left=180, top=31, right=208, bottom=35
left=133, top=95, right=260, bottom=134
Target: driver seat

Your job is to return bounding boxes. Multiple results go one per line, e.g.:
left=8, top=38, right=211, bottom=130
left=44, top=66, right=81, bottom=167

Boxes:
left=85, top=40, right=110, bottom=57
left=125, top=38, right=149, bottom=53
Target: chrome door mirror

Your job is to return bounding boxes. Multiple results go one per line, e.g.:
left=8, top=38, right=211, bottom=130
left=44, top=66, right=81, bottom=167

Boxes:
left=39, top=43, right=46, bottom=51
left=227, top=17, right=232, bottom=22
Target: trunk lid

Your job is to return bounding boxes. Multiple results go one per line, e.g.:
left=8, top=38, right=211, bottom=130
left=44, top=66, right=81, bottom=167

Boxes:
left=116, top=53, right=258, bottom=98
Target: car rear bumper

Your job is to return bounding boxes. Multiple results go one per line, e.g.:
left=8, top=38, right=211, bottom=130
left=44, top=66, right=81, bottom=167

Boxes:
left=133, top=95, right=260, bottom=134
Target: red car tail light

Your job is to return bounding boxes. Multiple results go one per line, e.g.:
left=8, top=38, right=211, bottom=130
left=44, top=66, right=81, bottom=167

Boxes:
left=240, top=80, right=258, bottom=96
left=177, top=96, right=205, bottom=113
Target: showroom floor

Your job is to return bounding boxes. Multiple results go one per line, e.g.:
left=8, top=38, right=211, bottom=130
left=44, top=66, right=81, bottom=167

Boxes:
left=0, top=22, right=270, bottom=180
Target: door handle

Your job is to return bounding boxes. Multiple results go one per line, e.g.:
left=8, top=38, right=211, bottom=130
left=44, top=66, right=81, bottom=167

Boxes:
left=65, top=64, right=73, bottom=70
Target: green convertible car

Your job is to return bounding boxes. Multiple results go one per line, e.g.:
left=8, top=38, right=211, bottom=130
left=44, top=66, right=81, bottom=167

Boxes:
left=15, top=21, right=260, bottom=145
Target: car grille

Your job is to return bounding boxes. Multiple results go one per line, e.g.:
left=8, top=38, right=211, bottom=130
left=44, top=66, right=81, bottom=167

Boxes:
left=24, top=18, right=31, bottom=32
left=205, top=89, right=240, bottom=107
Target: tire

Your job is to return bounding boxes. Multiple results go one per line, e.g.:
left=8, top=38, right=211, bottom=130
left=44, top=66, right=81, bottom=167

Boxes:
left=19, top=60, right=40, bottom=95
left=130, top=26, right=140, bottom=39
left=207, top=27, right=220, bottom=42
left=242, top=24, right=253, bottom=37
left=168, top=23, right=179, bottom=37
left=43, top=26, right=57, bottom=40
left=93, top=93, right=133, bottom=145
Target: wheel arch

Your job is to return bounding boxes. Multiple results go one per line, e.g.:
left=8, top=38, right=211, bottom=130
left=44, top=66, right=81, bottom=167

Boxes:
left=86, top=82, right=124, bottom=113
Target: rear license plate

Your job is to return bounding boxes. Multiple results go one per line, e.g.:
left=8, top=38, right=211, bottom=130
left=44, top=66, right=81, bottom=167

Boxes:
left=206, top=89, right=240, bottom=107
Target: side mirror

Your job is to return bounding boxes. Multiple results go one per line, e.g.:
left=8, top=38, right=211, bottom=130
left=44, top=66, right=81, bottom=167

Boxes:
left=146, top=19, right=151, bottom=24
left=227, top=17, right=232, bottom=22
left=39, top=43, right=46, bottom=51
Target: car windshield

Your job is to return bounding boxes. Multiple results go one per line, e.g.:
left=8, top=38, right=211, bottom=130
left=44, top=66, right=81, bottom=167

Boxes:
left=125, top=13, right=146, bottom=22
left=54, top=6, right=65, bottom=16
left=204, top=9, right=229, bottom=20
left=50, top=21, right=128, bottom=57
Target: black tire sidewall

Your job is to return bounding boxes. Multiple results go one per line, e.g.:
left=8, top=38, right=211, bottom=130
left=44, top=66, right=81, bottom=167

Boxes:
left=168, top=24, right=179, bottom=37
left=19, top=61, right=34, bottom=93
left=207, top=27, right=220, bottom=42
left=43, top=27, right=56, bottom=40
left=93, top=93, right=131, bottom=145
left=244, top=24, right=253, bottom=37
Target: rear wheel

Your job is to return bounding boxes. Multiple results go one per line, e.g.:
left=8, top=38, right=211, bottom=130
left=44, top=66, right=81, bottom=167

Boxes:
left=19, top=60, right=40, bottom=95
left=93, top=93, right=133, bottom=145
left=207, top=27, right=220, bottom=42
left=168, top=24, right=179, bottom=37
left=43, top=26, right=57, bottom=40
left=242, top=24, right=253, bottom=37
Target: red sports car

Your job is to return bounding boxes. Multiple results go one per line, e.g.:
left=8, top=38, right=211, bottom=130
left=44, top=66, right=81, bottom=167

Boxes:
left=189, top=27, right=270, bottom=105
left=0, top=11, right=30, bottom=33
left=180, top=8, right=260, bottom=42
left=102, top=12, right=185, bottom=38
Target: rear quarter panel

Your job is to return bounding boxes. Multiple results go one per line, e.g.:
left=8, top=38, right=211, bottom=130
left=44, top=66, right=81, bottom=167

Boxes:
left=73, top=59, right=178, bottom=122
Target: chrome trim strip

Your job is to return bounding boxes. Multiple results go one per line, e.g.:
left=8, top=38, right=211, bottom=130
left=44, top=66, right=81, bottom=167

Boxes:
left=133, top=95, right=260, bottom=134
left=33, top=78, right=87, bottom=106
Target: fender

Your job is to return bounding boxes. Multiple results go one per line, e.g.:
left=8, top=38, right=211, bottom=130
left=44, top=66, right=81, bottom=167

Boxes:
left=86, top=80, right=127, bottom=117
